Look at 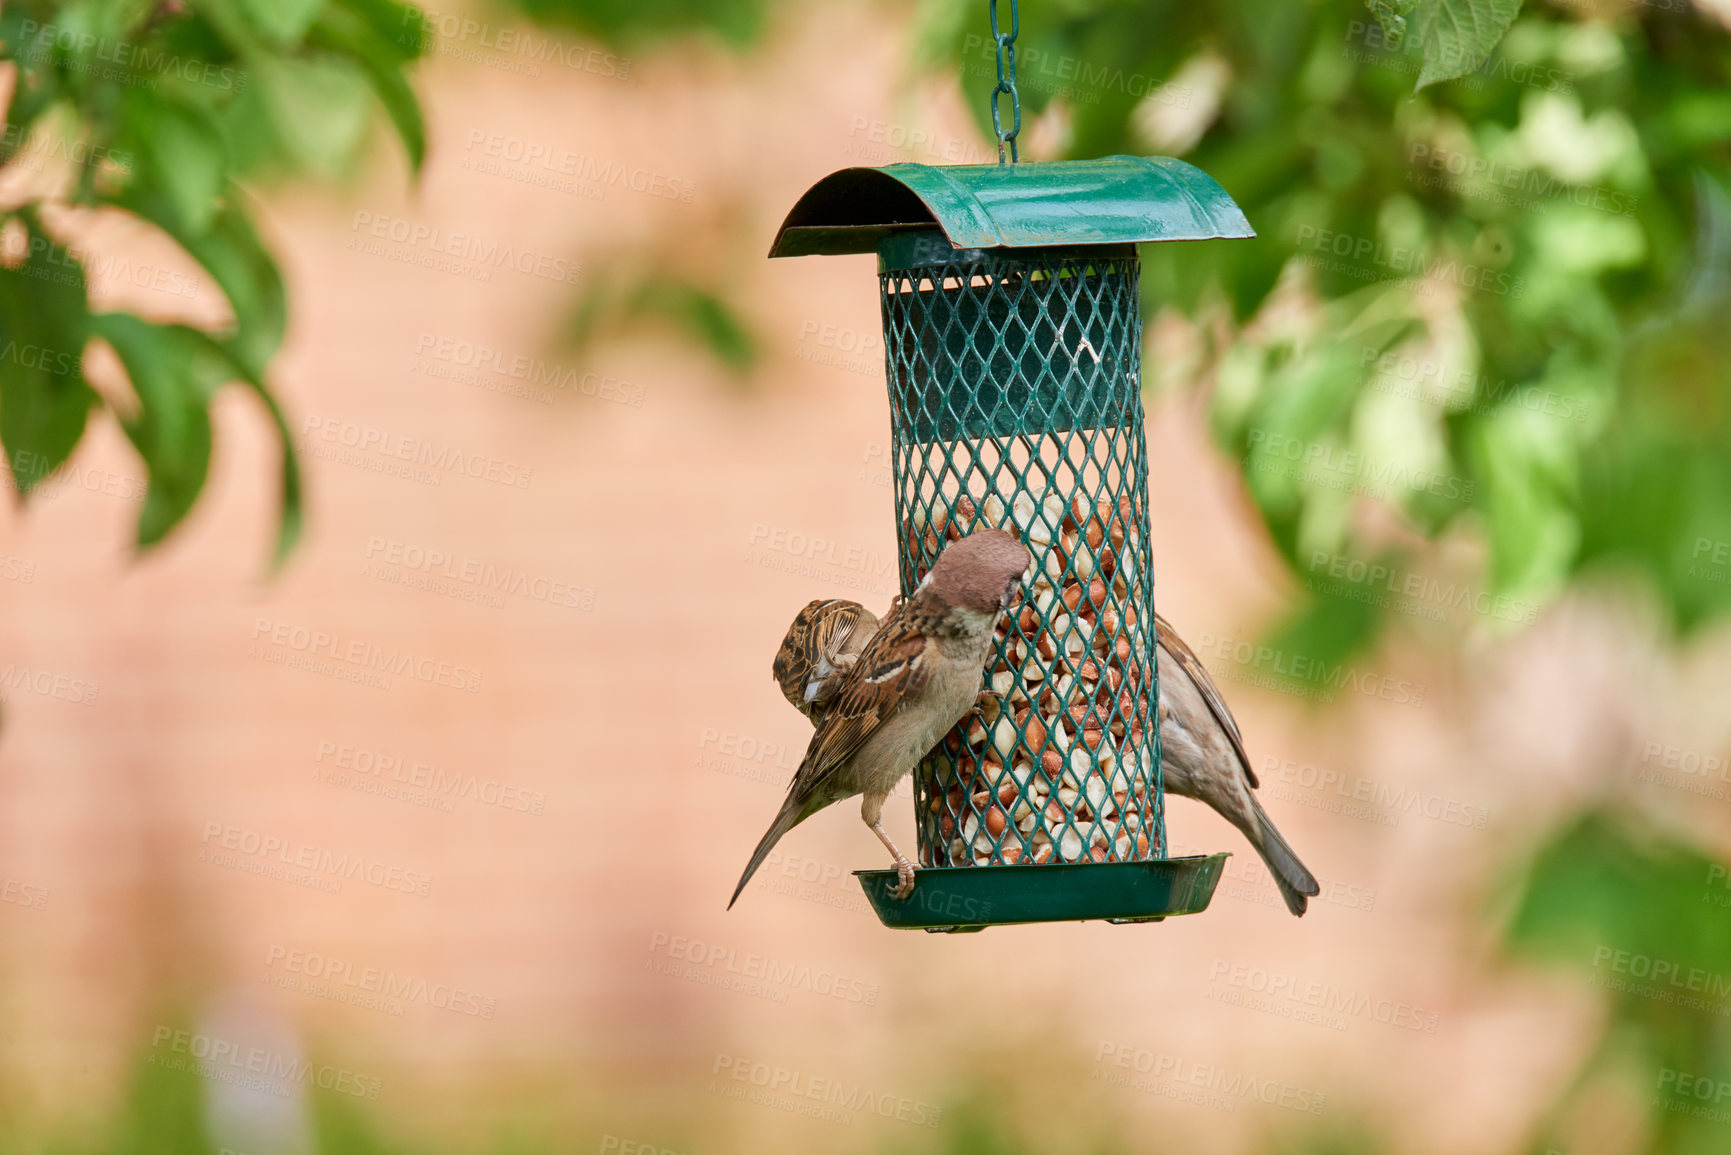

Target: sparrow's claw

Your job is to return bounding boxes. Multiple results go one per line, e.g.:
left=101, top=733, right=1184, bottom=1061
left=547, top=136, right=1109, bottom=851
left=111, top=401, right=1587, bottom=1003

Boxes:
left=973, top=688, right=1005, bottom=718
left=888, top=858, right=916, bottom=901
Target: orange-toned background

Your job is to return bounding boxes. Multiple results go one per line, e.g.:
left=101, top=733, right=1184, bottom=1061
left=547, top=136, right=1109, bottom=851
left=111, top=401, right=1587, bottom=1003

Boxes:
left=2, top=4, right=1727, bottom=1152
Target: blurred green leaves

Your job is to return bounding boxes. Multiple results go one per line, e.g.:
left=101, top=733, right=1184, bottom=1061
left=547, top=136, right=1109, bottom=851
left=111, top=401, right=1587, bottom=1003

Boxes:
left=569, top=268, right=758, bottom=376
left=0, top=214, right=98, bottom=496
left=928, top=0, right=1731, bottom=645
left=499, top=0, right=769, bottom=50
left=1505, top=808, right=1731, bottom=1155
left=0, top=0, right=426, bottom=563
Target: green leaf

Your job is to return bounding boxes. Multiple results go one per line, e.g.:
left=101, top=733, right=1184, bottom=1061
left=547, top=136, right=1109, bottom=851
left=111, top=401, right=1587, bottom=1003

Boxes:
left=231, top=0, right=327, bottom=47
left=177, top=200, right=288, bottom=378
left=90, top=314, right=228, bottom=548
left=0, top=217, right=97, bottom=495
left=252, top=55, right=374, bottom=174
left=91, top=313, right=300, bottom=565
left=1410, top=0, right=1524, bottom=91
left=310, top=1, right=428, bottom=172
left=0, top=9, right=63, bottom=156
left=240, top=371, right=304, bottom=570
left=119, top=92, right=227, bottom=235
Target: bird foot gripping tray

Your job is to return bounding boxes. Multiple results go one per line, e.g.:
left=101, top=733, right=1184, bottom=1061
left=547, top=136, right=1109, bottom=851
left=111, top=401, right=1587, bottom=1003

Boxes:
left=769, top=156, right=1253, bottom=931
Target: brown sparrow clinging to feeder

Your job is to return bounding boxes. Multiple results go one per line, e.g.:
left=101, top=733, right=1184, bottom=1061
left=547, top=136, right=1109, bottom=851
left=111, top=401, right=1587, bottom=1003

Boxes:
left=1155, top=613, right=1320, bottom=916
left=731, top=530, right=1031, bottom=907
left=772, top=599, right=882, bottom=726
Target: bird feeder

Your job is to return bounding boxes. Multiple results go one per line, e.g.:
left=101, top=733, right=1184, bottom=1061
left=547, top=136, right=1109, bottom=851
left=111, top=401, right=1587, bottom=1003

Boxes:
left=768, top=7, right=1253, bottom=932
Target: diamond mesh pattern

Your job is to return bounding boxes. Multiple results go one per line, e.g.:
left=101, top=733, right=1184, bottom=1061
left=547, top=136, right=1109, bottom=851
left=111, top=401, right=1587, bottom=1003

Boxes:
left=878, top=238, right=1166, bottom=869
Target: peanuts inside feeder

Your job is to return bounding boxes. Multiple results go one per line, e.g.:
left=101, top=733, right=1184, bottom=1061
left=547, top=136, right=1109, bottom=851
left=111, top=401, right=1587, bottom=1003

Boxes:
left=768, top=19, right=1254, bottom=931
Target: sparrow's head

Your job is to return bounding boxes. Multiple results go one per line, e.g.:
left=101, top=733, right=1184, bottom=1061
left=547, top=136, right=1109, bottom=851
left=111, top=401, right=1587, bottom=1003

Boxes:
left=922, top=528, right=1032, bottom=618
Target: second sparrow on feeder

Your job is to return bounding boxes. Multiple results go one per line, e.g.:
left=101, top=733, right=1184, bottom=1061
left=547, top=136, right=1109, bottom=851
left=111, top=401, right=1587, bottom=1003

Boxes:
left=1155, top=614, right=1321, bottom=916
left=731, top=529, right=1032, bottom=907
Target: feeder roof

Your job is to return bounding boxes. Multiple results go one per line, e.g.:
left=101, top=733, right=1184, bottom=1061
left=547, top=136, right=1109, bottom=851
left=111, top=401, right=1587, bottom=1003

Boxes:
left=768, top=155, right=1253, bottom=258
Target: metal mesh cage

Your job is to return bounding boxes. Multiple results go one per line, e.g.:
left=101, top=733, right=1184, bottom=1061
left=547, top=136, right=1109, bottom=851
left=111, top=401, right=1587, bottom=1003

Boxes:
left=878, top=229, right=1165, bottom=873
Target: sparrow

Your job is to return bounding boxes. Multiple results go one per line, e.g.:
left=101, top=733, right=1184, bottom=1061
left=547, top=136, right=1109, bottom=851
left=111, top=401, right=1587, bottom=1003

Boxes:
left=771, top=599, right=882, bottom=725
left=730, top=530, right=1031, bottom=907
left=1154, top=612, right=1321, bottom=916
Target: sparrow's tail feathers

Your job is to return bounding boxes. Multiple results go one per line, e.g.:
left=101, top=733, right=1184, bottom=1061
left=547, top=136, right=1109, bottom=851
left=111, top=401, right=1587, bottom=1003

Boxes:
left=1248, top=793, right=1320, bottom=917
left=728, top=794, right=807, bottom=910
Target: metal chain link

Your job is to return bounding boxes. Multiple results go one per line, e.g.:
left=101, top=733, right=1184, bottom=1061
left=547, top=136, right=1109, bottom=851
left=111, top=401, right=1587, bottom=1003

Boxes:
left=989, top=0, right=1020, bottom=164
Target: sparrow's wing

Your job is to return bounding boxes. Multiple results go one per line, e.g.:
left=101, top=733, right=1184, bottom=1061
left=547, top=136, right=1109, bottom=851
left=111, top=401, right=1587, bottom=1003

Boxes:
left=772, top=599, right=865, bottom=714
left=787, top=608, right=931, bottom=802
left=1155, top=612, right=1258, bottom=789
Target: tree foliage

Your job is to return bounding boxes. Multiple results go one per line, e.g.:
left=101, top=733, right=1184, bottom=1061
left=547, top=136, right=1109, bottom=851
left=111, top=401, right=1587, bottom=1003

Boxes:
left=0, top=0, right=426, bottom=563
left=919, top=0, right=1731, bottom=648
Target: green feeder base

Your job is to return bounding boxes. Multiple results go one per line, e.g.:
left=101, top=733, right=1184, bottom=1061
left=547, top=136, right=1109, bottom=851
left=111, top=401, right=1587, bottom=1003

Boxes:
left=854, top=854, right=1229, bottom=932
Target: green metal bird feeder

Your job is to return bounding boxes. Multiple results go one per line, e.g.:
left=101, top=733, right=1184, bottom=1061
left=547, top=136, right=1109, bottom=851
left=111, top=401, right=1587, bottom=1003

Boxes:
left=768, top=1, right=1253, bottom=931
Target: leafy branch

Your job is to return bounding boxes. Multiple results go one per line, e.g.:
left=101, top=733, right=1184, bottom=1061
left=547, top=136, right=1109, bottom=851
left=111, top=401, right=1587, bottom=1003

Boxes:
left=0, top=0, right=427, bottom=565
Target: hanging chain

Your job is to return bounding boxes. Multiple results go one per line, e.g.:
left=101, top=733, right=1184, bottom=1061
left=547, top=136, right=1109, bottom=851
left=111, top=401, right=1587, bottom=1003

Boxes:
left=989, top=0, right=1020, bottom=164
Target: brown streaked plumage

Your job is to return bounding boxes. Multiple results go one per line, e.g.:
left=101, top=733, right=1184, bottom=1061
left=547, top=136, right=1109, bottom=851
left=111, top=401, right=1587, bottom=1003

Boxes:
left=772, top=599, right=881, bottom=725
left=1154, top=612, right=1320, bottom=916
left=731, top=530, right=1031, bottom=908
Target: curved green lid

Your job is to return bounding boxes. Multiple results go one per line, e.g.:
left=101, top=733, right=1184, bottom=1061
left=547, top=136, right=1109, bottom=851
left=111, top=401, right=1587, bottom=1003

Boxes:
left=769, top=155, right=1254, bottom=258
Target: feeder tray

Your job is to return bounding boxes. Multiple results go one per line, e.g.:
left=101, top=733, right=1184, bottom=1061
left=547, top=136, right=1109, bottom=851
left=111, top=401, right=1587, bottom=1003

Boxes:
left=770, top=150, right=1253, bottom=931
